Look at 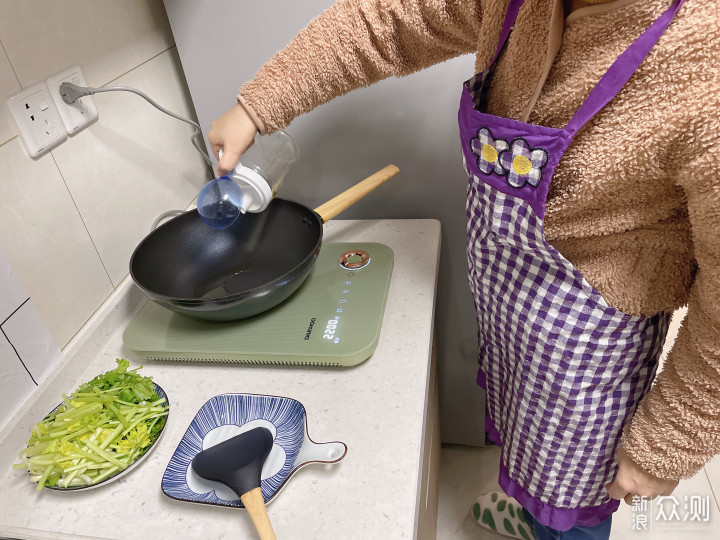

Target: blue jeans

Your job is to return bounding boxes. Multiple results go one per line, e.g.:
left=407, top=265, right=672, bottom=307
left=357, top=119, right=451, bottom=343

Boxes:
left=522, top=508, right=612, bottom=540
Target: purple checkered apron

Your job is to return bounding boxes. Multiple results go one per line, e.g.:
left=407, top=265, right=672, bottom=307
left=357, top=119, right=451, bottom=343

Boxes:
left=459, top=0, right=686, bottom=531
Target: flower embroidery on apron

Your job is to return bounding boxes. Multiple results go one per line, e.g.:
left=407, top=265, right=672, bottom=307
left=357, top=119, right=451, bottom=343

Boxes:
left=472, top=128, right=549, bottom=188
left=459, top=0, right=686, bottom=531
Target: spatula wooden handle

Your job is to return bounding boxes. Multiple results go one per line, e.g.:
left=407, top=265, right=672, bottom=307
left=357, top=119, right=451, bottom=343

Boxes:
left=314, top=164, right=399, bottom=223
left=241, top=487, right=277, bottom=540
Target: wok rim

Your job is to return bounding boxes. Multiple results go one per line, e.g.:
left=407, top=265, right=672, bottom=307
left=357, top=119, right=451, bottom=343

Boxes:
left=129, top=199, right=323, bottom=307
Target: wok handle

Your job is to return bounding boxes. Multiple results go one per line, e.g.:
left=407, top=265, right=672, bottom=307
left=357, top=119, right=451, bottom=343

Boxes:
left=314, top=164, right=399, bottom=223
left=241, top=487, right=277, bottom=540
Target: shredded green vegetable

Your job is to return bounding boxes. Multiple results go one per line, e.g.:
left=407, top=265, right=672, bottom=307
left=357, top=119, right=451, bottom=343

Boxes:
left=14, top=359, right=169, bottom=490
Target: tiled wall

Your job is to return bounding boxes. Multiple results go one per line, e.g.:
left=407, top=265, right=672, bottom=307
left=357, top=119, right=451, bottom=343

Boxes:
left=0, top=1, right=211, bottom=348
left=0, top=246, right=63, bottom=425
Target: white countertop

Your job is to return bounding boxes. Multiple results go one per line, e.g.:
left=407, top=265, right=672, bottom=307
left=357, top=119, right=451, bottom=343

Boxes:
left=0, top=219, right=441, bottom=540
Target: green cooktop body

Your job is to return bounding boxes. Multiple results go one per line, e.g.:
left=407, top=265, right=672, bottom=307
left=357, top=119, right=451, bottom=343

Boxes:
left=122, top=242, right=394, bottom=367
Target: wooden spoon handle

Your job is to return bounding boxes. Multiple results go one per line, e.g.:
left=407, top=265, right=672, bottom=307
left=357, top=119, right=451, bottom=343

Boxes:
left=314, top=164, right=399, bottom=223
left=241, top=487, right=277, bottom=540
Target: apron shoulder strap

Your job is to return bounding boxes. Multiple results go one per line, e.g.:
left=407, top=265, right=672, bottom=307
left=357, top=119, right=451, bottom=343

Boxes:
left=565, top=0, right=686, bottom=136
left=491, top=0, right=526, bottom=65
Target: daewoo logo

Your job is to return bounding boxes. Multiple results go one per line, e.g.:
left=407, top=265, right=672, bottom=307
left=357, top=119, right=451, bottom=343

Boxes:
left=304, top=318, right=316, bottom=340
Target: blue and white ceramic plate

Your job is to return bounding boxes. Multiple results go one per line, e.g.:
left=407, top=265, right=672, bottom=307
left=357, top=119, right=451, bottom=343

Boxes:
left=161, top=393, right=346, bottom=508
left=45, top=383, right=168, bottom=491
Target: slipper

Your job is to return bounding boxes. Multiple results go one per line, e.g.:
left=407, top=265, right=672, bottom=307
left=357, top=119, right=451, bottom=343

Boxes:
left=470, top=491, right=536, bottom=540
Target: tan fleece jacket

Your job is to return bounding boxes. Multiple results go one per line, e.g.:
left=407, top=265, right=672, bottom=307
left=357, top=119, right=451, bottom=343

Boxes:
left=239, top=0, right=720, bottom=481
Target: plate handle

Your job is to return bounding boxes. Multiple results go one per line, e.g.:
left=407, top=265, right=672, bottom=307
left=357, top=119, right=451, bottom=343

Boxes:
left=296, top=440, right=347, bottom=465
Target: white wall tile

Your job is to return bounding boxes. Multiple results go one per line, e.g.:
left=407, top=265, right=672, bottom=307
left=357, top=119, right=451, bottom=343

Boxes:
left=2, top=299, right=62, bottom=385
left=51, top=47, right=212, bottom=286
left=0, top=248, right=30, bottom=324
left=0, top=337, right=37, bottom=430
left=0, top=228, right=62, bottom=430
left=0, top=138, right=113, bottom=347
left=0, top=41, right=21, bottom=145
left=0, top=0, right=174, bottom=88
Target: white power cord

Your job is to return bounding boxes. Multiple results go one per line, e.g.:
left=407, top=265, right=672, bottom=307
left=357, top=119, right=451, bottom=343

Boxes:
left=59, top=82, right=213, bottom=167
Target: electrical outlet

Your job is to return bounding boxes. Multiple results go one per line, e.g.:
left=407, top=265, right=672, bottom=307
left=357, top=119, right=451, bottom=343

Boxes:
left=47, top=66, right=98, bottom=135
left=6, top=82, right=67, bottom=158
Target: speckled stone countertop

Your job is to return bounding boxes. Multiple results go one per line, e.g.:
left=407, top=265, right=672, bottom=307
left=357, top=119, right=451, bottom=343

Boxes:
left=0, top=219, right=441, bottom=540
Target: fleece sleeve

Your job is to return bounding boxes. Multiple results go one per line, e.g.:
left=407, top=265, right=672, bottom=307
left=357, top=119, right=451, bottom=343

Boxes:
left=620, top=143, right=720, bottom=480
left=239, top=0, right=488, bottom=133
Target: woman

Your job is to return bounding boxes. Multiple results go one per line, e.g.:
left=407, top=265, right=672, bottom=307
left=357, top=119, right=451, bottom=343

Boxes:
left=208, top=0, right=720, bottom=538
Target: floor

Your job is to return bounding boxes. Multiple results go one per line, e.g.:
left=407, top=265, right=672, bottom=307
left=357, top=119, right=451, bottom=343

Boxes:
left=436, top=444, right=720, bottom=539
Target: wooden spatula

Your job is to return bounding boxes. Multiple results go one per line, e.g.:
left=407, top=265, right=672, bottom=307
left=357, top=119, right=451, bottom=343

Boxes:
left=192, top=427, right=277, bottom=539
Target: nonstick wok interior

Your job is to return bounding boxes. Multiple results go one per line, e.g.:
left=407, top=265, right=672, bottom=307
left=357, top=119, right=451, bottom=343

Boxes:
left=131, top=199, right=322, bottom=304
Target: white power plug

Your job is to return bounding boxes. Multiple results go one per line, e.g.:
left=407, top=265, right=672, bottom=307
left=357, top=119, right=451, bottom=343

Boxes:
left=47, top=66, right=98, bottom=135
left=6, top=82, right=67, bottom=158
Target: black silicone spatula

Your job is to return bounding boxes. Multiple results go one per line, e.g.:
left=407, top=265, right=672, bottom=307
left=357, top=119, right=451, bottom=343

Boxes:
left=192, top=427, right=277, bottom=540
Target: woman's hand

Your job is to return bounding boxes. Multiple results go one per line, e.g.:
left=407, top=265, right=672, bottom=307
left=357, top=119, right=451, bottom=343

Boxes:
left=606, top=444, right=679, bottom=504
left=208, top=103, right=258, bottom=176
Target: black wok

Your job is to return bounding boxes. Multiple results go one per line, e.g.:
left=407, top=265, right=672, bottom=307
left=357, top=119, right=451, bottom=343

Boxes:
left=129, top=165, right=399, bottom=321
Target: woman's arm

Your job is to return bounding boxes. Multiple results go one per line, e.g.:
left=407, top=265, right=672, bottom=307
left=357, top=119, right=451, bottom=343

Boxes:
left=211, top=0, right=491, bottom=173
left=620, top=142, right=720, bottom=481
left=240, top=0, right=487, bottom=134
